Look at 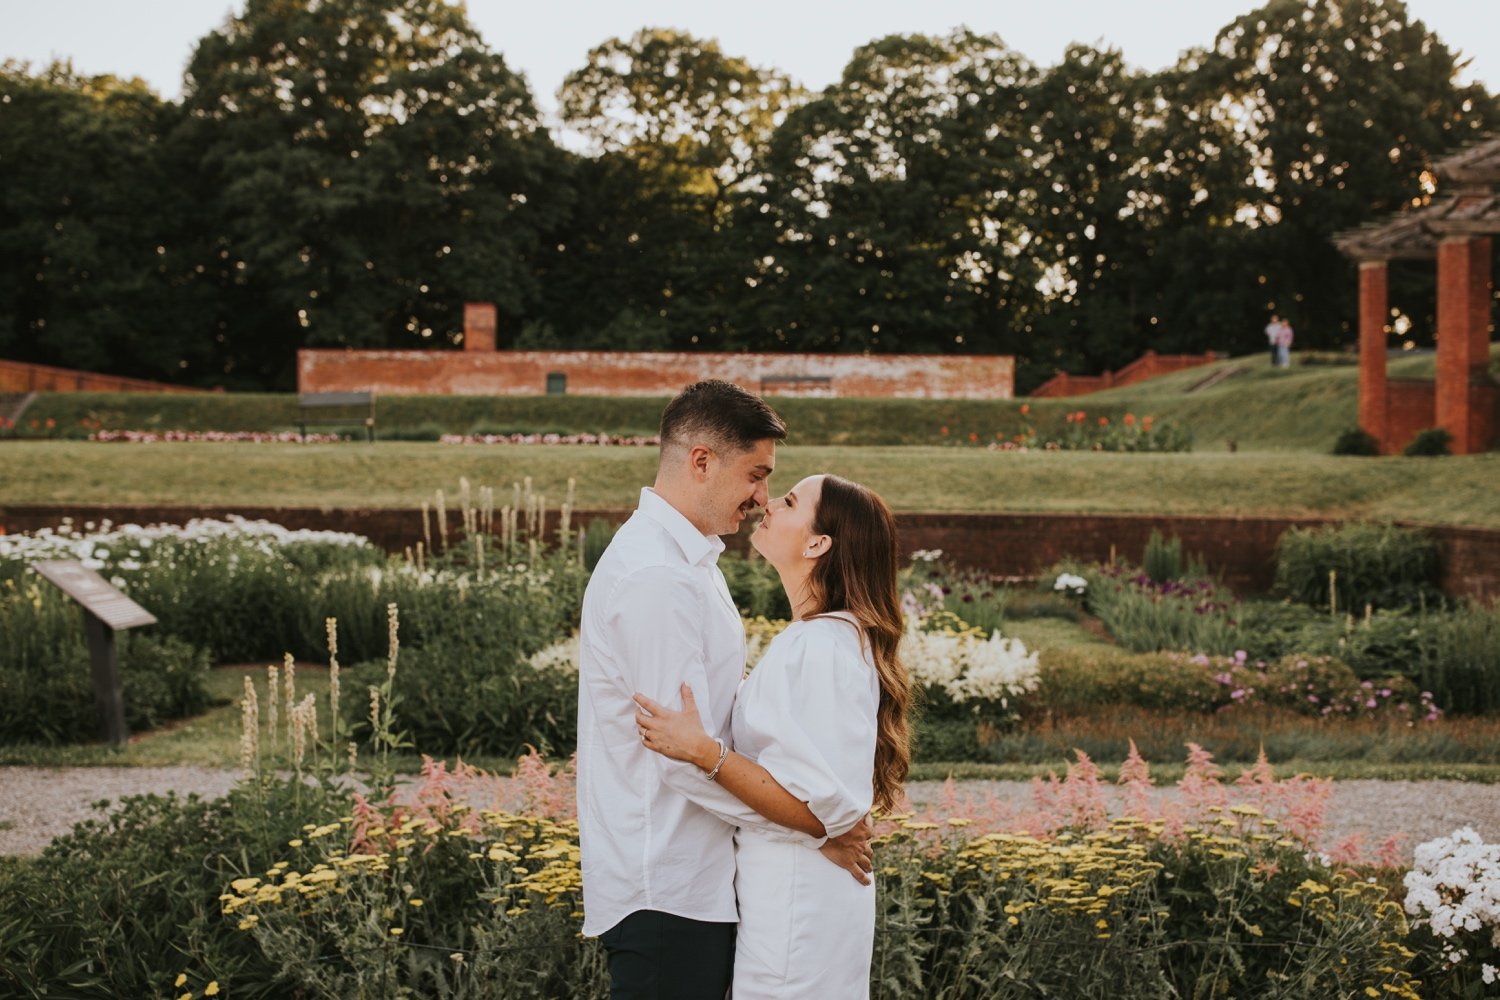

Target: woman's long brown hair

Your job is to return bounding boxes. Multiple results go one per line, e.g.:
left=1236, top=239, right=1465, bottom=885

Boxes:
left=805, top=475, right=911, bottom=813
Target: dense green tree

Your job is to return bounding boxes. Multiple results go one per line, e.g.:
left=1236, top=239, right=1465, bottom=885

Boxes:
left=176, top=0, right=567, bottom=386
left=546, top=29, right=801, bottom=349
left=1157, top=0, right=1499, bottom=353
left=0, top=64, right=203, bottom=380
left=753, top=30, right=1039, bottom=356
left=1018, top=45, right=1156, bottom=382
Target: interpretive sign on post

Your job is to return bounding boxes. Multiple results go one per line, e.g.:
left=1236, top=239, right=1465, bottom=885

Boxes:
left=31, top=559, right=157, bottom=747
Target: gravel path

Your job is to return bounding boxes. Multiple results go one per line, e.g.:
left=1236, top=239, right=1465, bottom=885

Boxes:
left=4, top=767, right=1500, bottom=861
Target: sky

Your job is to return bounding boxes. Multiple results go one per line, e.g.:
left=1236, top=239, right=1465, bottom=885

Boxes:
left=3, top=0, right=1498, bottom=120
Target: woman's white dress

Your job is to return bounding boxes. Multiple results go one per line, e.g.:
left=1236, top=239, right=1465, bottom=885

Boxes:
left=728, top=611, right=880, bottom=999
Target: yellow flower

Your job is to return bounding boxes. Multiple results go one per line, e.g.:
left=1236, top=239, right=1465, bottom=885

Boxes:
left=390, top=927, right=404, bottom=936
left=410, top=899, right=424, bottom=908
left=175, top=973, right=188, bottom=987
left=288, top=838, right=304, bottom=848
left=205, top=983, right=220, bottom=997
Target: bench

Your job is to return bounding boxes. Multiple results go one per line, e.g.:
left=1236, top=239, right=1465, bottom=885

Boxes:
left=759, top=374, right=833, bottom=395
left=298, top=391, right=376, bottom=442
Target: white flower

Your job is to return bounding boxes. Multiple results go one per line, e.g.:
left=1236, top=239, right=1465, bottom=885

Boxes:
left=1405, top=827, right=1500, bottom=969
left=1053, top=572, right=1088, bottom=595
left=527, top=635, right=580, bottom=676
left=900, top=617, right=1039, bottom=706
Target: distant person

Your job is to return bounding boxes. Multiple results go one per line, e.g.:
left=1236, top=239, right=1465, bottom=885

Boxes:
left=1275, top=318, right=1295, bottom=368
left=1264, top=314, right=1284, bottom=366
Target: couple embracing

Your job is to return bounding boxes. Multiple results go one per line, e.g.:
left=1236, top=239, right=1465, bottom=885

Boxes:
left=577, top=380, right=912, bottom=999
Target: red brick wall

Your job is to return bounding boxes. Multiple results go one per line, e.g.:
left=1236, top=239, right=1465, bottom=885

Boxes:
left=0, top=359, right=204, bottom=394
left=1385, top=378, right=1437, bottom=454
left=5, top=504, right=1496, bottom=600
left=1031, top=351, right=1218, bottom=398
left=298, top=349, right=1014, bottom=400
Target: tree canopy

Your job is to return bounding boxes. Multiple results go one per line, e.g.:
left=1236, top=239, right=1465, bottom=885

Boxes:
left=0, top=0, right=1494, bottom=390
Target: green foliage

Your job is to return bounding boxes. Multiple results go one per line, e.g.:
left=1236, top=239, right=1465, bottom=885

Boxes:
left=1415, top=600, right=1500, bottom=716
left=581, top=518, right=617, bottom=571
left=1403, top=427, right=1453, bottom=457
left=0, top=779, right=335, bottom=1000
left=1332, top=427, right=1381, bottom=456
left=1079, top=564, right=1238, bottom=654
left=719, top=551, right=792, bottom=619
left=1273, top=521, right=1443, bottom=613
left=0, top=580, right=212, bottom=744
left=1141, top=529, right=1183, bottom=583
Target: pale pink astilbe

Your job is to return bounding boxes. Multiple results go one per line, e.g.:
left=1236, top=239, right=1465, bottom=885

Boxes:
left=1375, top=833, right=1408, bottom=869
left=1028, top=750, right=1110, bottom=833
left=1229, top=747, right=1331, bottom=849
left=1179, top=742, right=1229, bottom=813
left=506, top=748, right=578, bottom=820
left=1329, top=833, right=1367, bottom=866
left=1118, top=739, right=1156, bottom=821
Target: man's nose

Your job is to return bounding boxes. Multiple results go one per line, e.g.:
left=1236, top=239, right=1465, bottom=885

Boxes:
left=753, top=482, right=770, bottom=508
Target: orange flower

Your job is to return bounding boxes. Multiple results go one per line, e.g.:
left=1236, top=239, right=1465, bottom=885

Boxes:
left=1124, top=413, right=1136, bottom=426
left=1143, top=415, right=1154, bottom=431
left=1020, top=403, right=1030, bottom=416
left=968, top=432, right=978, bottom=443
left=45, top=418, right=56, bottom=429
left=1098, top=416, right=1109, bottom=427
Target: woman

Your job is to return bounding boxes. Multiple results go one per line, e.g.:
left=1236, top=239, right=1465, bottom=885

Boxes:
left=633, top=474, right=911, bottom=998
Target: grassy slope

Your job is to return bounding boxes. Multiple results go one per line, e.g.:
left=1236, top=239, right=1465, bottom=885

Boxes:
left=4, top=441, right=1500, bottom=526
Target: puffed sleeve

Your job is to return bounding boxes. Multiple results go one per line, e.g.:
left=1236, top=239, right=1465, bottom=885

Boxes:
left=737, top=621, right=878, bottom=839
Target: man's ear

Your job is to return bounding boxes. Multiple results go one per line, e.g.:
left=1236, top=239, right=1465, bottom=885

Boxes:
left=688, top=444, right=714, bottom=481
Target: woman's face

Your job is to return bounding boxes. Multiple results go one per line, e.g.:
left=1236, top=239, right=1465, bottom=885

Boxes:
left=750, top=474, right=826, bottom=567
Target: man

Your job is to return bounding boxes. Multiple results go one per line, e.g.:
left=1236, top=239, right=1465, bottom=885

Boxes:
left=577, top=380, right=873, bottom=999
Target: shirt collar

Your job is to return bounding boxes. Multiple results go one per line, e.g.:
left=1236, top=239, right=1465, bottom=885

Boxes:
left=638, top=487, right=725, bottom=567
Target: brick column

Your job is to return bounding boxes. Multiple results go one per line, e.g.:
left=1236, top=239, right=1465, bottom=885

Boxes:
left=463, top=302, right=497, bottom=352
left=1357, top=260, right=1390, bottom=451
left=1435, top=237, right=1494, bottom=454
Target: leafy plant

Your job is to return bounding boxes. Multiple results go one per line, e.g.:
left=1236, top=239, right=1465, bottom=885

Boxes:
left=1332, top=427, right=1381, bottom=456
left=1273, top=521, right=1443, bottom=613
left=1403, top=427, right=1453, bottom=457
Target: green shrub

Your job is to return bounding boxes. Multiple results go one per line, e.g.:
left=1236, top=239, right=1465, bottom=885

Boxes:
left=1403, top=427, right=1452, bottom=456
left=1001, top=591, right=1081, bottom=622
left=1032, top=648, right=1217, bottom=715
left=1273, top=521, right=1443, bottom=613
left=1332, top=427, right=1381, bottom=455
left=381, top=423, right=445, bottom=441
left=1140, top=529, right=1183, bottom=583
left=1418, top=600, right=1500, bottom=715
left=719, top=551, right=791, bottom=619
left=0, top=583, right=212, bottom=744
left=581, top=518, right=617, bottom=570
left=0, top=779, right=333, bottom=1000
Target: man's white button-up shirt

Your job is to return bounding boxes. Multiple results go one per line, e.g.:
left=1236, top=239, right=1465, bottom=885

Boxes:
left=577, top=487, right=777, bottom=937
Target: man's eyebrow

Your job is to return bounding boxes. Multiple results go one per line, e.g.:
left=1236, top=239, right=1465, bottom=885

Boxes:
left=752, top=463, right=774, bottom=475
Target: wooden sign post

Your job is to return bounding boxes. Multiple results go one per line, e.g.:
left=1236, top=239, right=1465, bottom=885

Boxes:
left=31, top=560, right=158, bottom=748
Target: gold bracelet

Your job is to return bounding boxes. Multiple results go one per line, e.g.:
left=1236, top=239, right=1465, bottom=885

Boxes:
left=704, top=738, right=729, bottom=781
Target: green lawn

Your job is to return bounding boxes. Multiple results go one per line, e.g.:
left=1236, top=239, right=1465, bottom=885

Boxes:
left=4, top=440, right=1499, bottom=527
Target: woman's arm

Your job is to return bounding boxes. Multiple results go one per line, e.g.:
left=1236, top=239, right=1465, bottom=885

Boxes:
left=634, top=685, right=825, bottom=837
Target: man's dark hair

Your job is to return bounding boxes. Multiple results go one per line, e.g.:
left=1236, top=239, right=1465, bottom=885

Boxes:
left=659, top=380, right=787, bottom=454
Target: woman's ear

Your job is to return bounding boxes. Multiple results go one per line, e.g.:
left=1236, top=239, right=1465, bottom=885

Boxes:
left=802, top=533, right=832, bottom=559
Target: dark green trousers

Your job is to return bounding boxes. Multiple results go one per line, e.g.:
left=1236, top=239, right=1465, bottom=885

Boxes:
left=600, top=909, right=735, bottom=1000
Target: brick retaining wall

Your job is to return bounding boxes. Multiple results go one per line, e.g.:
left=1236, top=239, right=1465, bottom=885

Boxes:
left=4, top=505, right=1496, bottom=600
left=297, top=349, right=1014, bottom=400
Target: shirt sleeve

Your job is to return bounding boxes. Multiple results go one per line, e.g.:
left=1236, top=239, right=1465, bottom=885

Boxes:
left=736, top=623, right=877, bottom=839
left=605, top=565, right=820, bottom=842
